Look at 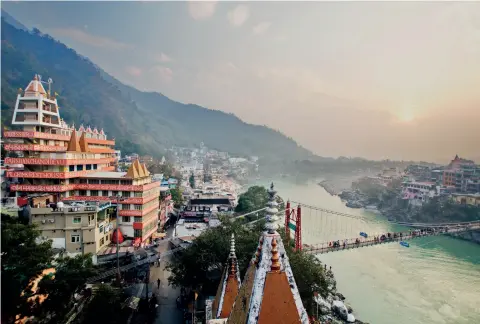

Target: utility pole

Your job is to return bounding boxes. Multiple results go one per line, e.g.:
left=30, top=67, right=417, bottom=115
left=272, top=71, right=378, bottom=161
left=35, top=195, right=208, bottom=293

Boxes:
left=113, top=194, right=125, bottom=283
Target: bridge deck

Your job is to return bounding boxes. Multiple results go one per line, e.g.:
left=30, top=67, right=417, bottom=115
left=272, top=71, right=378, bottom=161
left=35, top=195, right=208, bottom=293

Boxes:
left=303, top=226, right=478, bottom=254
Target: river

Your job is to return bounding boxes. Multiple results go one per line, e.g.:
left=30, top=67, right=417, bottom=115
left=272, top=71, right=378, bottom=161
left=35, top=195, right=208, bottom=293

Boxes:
left=253, top=180, right=480, bottom=324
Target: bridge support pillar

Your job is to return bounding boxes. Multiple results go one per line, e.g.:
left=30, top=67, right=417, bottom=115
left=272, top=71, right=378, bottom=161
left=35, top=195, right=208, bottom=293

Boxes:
left=285, top=201, right=291, bottom=242
left=295, top=205, right=302, bottom=251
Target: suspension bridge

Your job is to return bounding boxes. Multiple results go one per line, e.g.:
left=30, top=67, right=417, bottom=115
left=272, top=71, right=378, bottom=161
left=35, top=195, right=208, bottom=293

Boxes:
left=282, top=200, right=480, bottom=254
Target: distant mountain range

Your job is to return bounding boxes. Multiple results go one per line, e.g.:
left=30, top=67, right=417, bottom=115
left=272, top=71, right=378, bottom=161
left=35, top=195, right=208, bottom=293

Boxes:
left=1, top=13, right=313, bottom=163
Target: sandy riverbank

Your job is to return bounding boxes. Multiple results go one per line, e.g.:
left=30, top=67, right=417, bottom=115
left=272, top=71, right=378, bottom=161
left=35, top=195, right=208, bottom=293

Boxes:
left=318, top=175, right=366, bottom=196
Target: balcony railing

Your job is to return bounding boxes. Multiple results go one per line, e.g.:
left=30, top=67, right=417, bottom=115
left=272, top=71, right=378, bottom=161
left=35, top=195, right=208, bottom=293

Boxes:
left=42, top=105, right=58, bottom=113
left=15, top=115, right=39, bottom=122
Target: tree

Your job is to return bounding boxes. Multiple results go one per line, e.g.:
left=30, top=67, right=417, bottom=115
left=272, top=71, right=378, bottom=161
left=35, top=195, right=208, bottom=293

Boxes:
left=170, top=187, right=184, bottom=208
left=167, top=218, right=332, bottom=316
left=235, top=185, right=284, bottom=221
left=279, top=229, right=331, bottom=314
left=81, top=285, right=125, bottom=324
left=167, top=219, right=263, bottom=295
left=235, top=185, right=269, bottom=214
left=189, top=172, right=195, bottom=189
left=34, top=254, right=97, bottom=322
left=1, top=215, right=54, bottom=323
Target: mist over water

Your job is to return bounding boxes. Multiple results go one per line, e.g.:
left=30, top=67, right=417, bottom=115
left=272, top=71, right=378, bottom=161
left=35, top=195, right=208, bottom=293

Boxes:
left=259, top=180, right=480, bottom=324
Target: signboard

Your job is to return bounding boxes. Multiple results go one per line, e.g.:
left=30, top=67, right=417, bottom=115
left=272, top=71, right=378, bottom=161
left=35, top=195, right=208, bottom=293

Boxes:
left=288, top=222, right=296, bottom=231
left=205, top=299, right=213, bottom=321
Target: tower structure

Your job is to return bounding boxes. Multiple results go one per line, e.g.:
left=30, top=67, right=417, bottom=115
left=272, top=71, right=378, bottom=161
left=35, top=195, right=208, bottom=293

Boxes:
left=4, top=75, right=160, bottom=244
left=212, top=234, right=241, bottom=319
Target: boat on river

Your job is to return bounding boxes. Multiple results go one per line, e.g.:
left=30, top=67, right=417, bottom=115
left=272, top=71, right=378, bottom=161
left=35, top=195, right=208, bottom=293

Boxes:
left=400, top=241, right=410, bottom=248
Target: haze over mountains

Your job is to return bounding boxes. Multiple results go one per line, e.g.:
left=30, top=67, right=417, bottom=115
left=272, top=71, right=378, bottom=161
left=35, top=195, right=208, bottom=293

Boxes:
left=1, top=14, right=312, bottom=163
left=2, top=2, right=480, bottom=164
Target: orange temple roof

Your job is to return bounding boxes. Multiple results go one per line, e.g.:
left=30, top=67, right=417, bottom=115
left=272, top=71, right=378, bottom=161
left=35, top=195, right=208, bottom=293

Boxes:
left=67, top=131, right=81, bottom=152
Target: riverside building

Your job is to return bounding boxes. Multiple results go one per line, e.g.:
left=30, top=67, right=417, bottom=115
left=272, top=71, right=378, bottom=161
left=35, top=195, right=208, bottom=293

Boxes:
left=4, top=75, right=160, bottom=243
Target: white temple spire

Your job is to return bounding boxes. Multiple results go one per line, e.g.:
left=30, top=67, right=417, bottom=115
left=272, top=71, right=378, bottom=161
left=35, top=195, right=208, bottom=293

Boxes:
left=265, top=182, right=279, bottom=234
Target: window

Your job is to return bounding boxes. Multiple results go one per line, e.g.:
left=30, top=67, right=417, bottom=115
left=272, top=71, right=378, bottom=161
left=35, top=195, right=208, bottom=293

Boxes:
left=86, top=164, right=92, bottom=170
left=77, top=165, right=84, bottom=171
left=102, top=190, right=109, bottom=197
left=71, top=234, right=80, bottom=243
left=134, top=217, right=142, bottom=222
left=73, top=217, right=81, bottom=224
left=134, top=229, right=142, bottom=238
left=90, top=190, right=98, bottom=196
left=99, top=225, right=104, bottom=233
left=79, top=190, right=87, bottom=196
left=93, top=164, right=98, bottom=170
left=69, top=165, right=75, bottom=172
left=122, top=216, right=131, bottom=223
left=134, top=205, right=142, bottom=210
left=100, top=238, right=104, bottom=246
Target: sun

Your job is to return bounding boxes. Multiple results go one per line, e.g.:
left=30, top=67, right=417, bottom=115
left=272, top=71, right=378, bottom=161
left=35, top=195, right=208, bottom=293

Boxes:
left=397, top=106, right=416, bottom=123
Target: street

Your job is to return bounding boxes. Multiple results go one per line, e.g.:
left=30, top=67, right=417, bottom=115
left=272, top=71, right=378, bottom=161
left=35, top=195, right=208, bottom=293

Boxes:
left=150, top=228, right=183, bottom=324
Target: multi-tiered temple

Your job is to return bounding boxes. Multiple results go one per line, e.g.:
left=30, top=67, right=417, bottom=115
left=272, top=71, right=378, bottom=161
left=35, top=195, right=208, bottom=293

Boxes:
left=4, top=75, right=160, bottom=243
left=211, top=184, right=309, bottom=324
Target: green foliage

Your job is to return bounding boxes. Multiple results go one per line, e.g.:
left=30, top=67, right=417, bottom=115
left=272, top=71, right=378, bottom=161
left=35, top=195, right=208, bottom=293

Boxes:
left=147, top=162, right=174, bottom=178
left=235, top=185, right=269, bottom=214
left=1, top=214, right=54, bottom=322
left=1, top=19, right=312, bottom=162
left=279, top=229, right=331, bottom=313
left=34, top=254, right=97, bottom=322
left=189, top=173, right=195, bottom=189
left=414, top=198, right=480, bottom=223
left=81, top=285, right=124, bottom=324
left=166, top=219, right=263, bottom=295
left=170, top=187, right=184, bottom=208
left=1, top=215, right=98, bottom=323
left=167, top=218, right=331, bottom=314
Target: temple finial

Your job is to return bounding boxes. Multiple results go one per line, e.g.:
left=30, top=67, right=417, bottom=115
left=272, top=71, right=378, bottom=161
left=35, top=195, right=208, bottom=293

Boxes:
left=229, top=233, right=236, bottom=259
left=265, top=182, right=279, bottom=234
left=270, top=237, right=281, bottom=271
left=228, top=234, right=238, bottom=276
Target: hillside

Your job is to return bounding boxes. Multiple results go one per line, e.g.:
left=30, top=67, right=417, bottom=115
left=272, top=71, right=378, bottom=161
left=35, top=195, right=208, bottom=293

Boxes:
left=1, top=17, right=313, bottom=162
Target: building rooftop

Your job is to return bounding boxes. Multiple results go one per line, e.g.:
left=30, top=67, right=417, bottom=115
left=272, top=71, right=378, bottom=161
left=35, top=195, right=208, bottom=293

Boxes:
left=174, top=220, right=208, bottom=239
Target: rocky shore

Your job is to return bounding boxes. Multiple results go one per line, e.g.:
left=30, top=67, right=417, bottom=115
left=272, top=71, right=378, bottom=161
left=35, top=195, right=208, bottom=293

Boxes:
left=447, top=229, right=480, bottom=244
left=314, top=267, right=367, bottom=324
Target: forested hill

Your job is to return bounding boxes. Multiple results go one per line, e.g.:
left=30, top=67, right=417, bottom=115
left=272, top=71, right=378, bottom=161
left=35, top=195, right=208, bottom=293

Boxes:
left=1, top=17, right=313, bottom=161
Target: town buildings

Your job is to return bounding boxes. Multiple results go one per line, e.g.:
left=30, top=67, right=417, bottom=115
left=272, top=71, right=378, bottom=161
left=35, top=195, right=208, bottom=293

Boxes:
left=29, top=199, right=115, bottom=258
left=442, top=155, right=480, bottom=193
left=3, top=75, right=160, bottom=245
left=401, top=181, right=440, bottom=207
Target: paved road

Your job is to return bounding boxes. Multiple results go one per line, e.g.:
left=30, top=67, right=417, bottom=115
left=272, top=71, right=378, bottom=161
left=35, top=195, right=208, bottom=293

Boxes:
left=150, top=229, right=183, bottom=324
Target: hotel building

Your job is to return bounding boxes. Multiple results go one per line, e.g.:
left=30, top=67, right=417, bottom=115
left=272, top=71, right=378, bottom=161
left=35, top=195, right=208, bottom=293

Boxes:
left=4, top=75, right=160, bottom=243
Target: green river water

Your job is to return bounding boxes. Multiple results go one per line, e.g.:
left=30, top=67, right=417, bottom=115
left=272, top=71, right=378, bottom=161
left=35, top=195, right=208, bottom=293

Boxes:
left=254, top=180, right=480, bottom=324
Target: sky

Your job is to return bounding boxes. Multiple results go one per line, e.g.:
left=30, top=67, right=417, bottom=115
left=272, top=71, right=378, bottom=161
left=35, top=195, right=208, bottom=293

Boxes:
left=3, top=1, right=480, bottom=163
